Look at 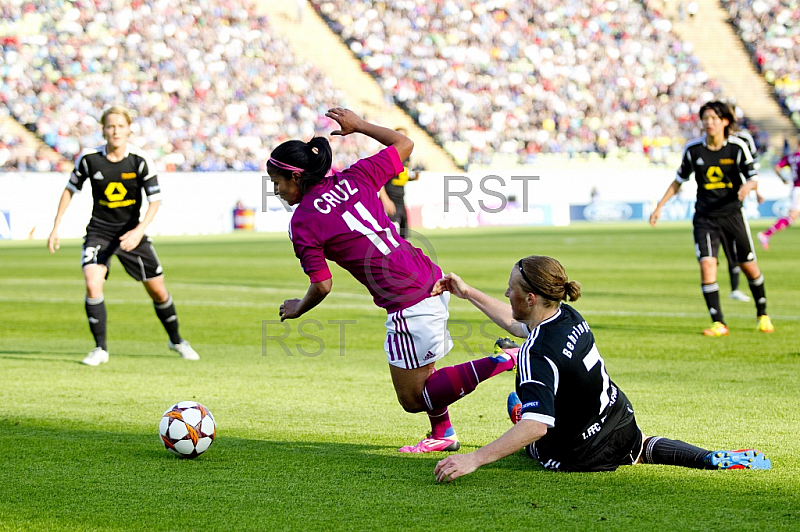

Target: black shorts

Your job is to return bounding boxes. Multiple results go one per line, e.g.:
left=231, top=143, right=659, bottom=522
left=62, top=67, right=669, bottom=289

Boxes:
left=82, top=232, right=164, bottom=281
left=528, top=416, right=643, bottom=472
left=693, top=210, right=757, bottom=264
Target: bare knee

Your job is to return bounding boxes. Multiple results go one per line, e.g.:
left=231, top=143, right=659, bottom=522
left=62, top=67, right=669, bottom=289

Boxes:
left=85, top=278, right=104, bottom=298
left=144, top=278, right=169, bottom=303
left=86, top=285, right=103, bottom=299
left=397, top=394, right=426, bottom=413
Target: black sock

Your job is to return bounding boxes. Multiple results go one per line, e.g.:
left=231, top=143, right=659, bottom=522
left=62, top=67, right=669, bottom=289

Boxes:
left=154, top=294, right=182, bottom=345
left=729, top=266, right=740, bottom=291
left=701, top=283, right=724, bottom=323
left=748, top=275, right=767, bottom=316
left=641, top=437, right=712, bottom=469
left=85, top=296, right=107, bottom=350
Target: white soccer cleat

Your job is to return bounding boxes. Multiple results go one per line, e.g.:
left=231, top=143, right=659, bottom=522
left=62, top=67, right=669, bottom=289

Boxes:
left=729, top=290, right=750, bottom=302
left=81, top=347, right=109, bottom=366
left=169, top=340, right=200, bottom=360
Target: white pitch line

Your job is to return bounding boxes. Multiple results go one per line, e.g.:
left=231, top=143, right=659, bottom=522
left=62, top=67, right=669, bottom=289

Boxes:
left=1, top=296, right=799, bottom=321
left=0, top=278, right=372, bottom=300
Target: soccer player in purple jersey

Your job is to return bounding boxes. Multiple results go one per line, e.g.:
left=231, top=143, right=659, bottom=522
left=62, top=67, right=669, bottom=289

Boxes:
left=268, top=108, right=517, bottom=453
left=759, top=135, right=800, bottom=251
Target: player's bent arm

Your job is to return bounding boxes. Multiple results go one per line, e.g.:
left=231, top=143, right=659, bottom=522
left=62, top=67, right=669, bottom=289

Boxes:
left=774, top=164, right=789, bottom=182
left=649, top=179, right=681, bottom=226
left=280, top=278, right=333, bottom=321
left=378, top=187, right=396, bottom=217
left=326, top=108, right=414, bottom=161
left=120, top=200, right=160, bottom=251
left=738, top=179, right=758, bottom=201
left=435, top=420, right=547, bottom=483
left=138, top=200, right=161, bottom=231
left=48, top=188, right=74, bottom=253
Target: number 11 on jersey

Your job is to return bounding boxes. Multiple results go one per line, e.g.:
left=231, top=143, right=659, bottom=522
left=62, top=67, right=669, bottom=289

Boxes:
left=342, top=201, right=400, bottom=256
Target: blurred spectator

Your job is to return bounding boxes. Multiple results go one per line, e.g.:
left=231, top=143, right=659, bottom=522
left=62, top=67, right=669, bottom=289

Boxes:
left=0, top=119, right=59, bottom=171
left=0, top=0, right=378, bottom=172
left=722, top=0, right=800, bottom=124
left=311, top=0, right=728, bottom=167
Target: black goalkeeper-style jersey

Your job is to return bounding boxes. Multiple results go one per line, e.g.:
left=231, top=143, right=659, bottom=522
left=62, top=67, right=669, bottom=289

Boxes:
left=67, top=145, right=162, bottom=236
left=676, top=136, right=757, bottom=217
left=516, top=305, right=633, bottom=467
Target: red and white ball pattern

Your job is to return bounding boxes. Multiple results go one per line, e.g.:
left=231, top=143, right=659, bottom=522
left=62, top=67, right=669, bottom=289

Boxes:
left=159, top=401, right=216, bottom=458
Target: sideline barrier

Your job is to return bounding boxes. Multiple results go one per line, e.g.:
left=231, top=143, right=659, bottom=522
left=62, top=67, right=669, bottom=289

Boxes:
left=0, top=168, right=786, bottom=240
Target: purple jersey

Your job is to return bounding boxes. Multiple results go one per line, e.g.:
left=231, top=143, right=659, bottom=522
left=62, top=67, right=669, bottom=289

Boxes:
left=289, top=147, right=441, bottom=313
left=776, top=151, right=800, bottom=187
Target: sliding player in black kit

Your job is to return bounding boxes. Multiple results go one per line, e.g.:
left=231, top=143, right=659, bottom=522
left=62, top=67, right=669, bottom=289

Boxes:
left=431, top=256, right=769, bottom=482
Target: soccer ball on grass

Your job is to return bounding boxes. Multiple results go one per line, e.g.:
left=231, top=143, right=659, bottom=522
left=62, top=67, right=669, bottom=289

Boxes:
left=159, top=401, right=216, bottom=458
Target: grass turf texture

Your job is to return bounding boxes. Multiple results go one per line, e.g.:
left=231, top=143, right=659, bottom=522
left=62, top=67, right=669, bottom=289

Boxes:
left=1, top=223, right=798, bottom=531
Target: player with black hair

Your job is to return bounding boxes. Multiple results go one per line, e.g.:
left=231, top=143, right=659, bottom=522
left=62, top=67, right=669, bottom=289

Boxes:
left=269, top=108, right=519, bottom=453
left=650, top=101, right=773, bottom=336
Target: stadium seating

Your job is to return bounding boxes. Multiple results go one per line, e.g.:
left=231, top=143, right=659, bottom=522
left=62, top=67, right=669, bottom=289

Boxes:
left=0, top=0, right=377, bottom=172
left=310, top=0, right=728, bottom=167
left=721, top=0, right=800, bottom=127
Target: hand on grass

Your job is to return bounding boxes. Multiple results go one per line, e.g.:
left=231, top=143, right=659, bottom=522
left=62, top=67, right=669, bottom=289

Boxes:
left=435, top=453, right=479, bottom=483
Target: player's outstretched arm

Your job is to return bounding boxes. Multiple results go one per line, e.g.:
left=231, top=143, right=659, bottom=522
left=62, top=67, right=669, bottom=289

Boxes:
left=48, top=188, right=74, bottom=253
left=435, top=420, right=547, bottom=483
left=280, top=278, right=333, bottom=321
left=433, top=273, right=527, bottom=338
left=326, top=108, right=414, bottom=162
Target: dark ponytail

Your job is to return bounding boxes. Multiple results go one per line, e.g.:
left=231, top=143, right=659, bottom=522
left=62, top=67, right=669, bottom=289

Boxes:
left=267, top=137, right=333, bottom=193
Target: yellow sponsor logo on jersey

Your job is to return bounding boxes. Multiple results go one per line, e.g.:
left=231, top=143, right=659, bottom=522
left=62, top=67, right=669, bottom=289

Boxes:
left=719, top=158, right=734, bottom=165
left=104, top=182, right=127, bottom=201
left=703, top=166, right=732, bottom=189
left=120, top=172, right=137, bottom=179
left=100, top=199, right=137, bottom=208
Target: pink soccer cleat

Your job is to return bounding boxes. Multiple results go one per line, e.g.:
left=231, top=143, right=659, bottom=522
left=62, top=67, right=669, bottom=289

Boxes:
left=757, top=231, right=770, bottom=251
left=398, top=435, right=460, bottom=453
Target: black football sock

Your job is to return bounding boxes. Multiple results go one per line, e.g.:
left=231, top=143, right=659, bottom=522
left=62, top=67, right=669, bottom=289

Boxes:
left=85, top=296, right=108, bottom=350
left=701, top=283, right=724, bottom=323
left=729, top=265, right=741, bottom=292
left=748, top=275, right=767, bottom=316
left=154, top=294, right=182, bottom=345
left=641, top=437, right=713, bottom=469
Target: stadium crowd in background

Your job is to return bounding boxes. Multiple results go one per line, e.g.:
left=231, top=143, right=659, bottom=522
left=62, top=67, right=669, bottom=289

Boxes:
left=0, top=131, right=54, bottom=171
left=722, top=0, right=800, bottom=124
left=311, top=0, right=728, bottom=167
left=1, top=0, right=794, bottom=173
left=0, top=0, right=377, bottom=172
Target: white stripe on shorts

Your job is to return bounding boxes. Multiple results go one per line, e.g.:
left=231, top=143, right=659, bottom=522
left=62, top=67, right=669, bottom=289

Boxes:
left=384, top=293, right=452, bottom=370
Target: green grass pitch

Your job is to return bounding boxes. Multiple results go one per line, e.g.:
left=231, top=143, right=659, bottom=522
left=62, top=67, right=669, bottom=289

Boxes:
left=1, top=223, right=798, bottom=531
